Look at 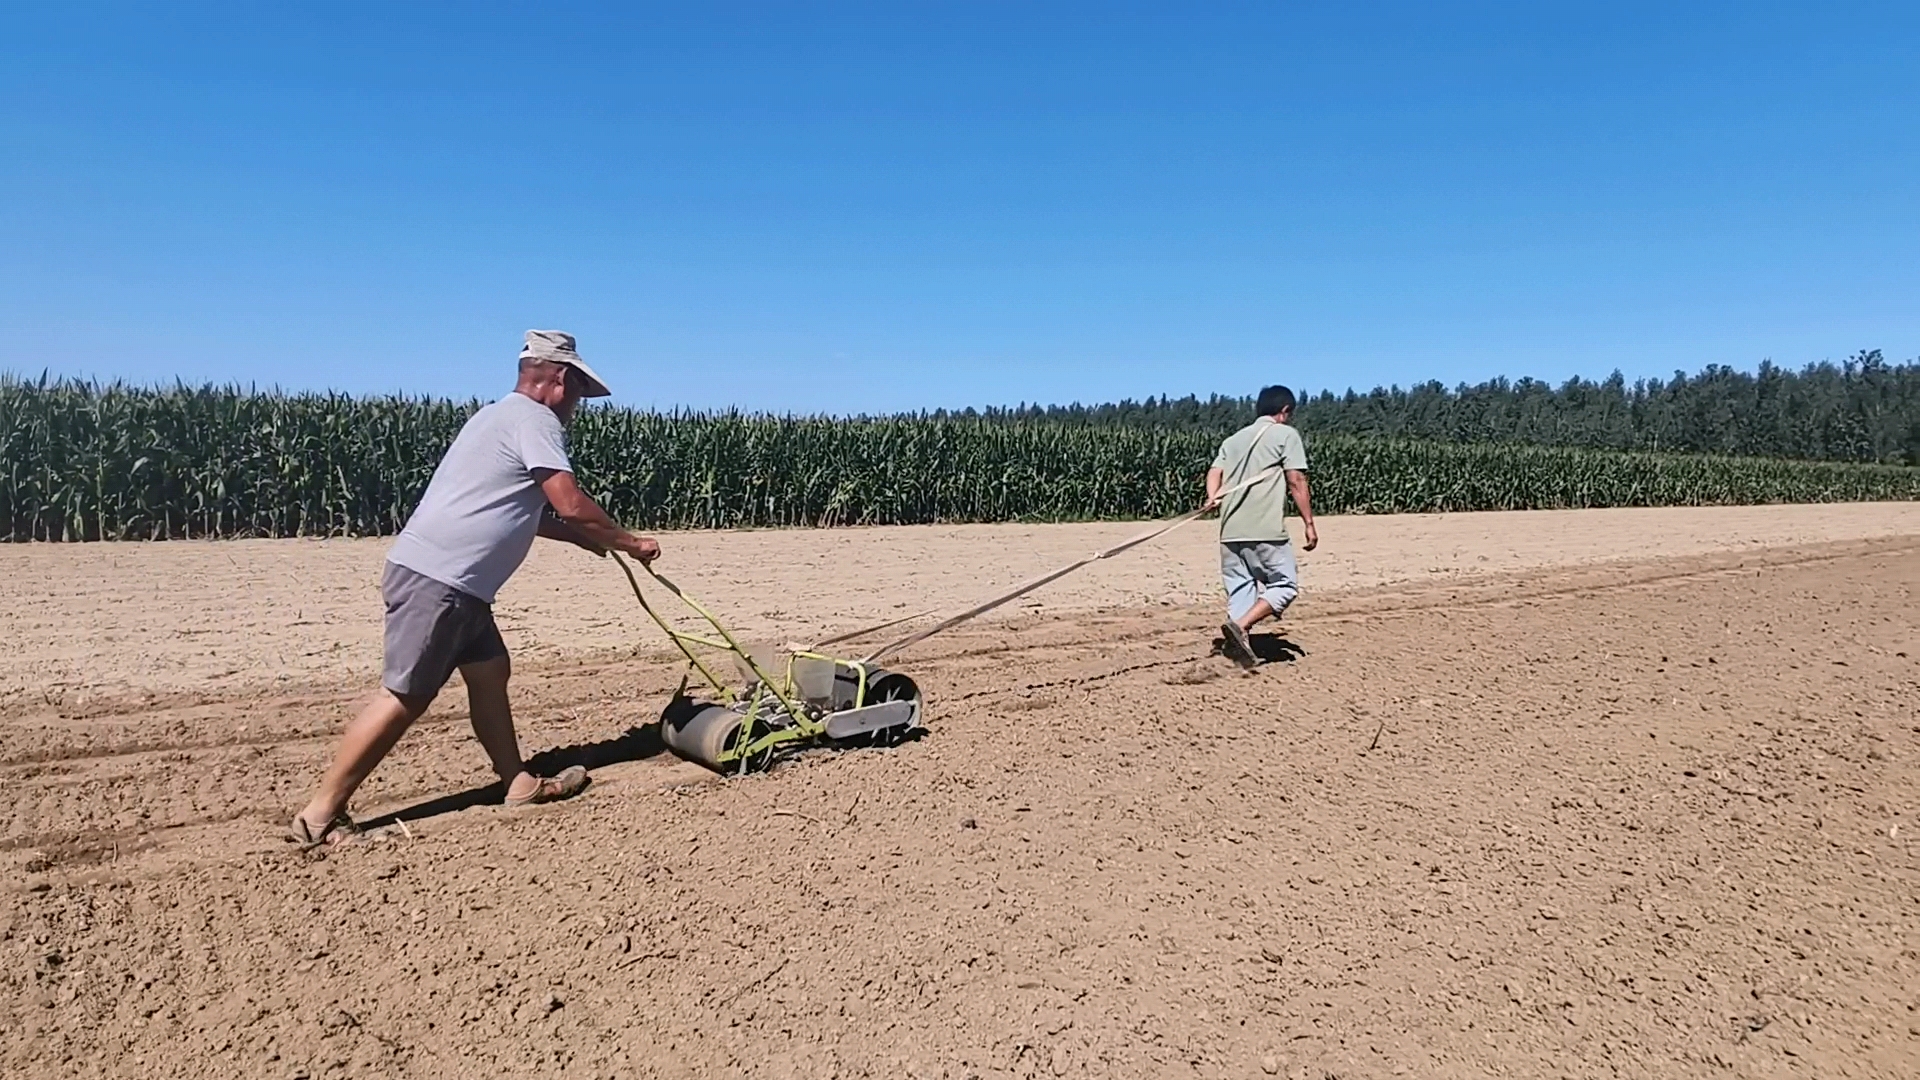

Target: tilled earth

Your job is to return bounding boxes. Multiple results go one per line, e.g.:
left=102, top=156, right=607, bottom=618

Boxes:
left=3, top=538, right=1917, bottom=1079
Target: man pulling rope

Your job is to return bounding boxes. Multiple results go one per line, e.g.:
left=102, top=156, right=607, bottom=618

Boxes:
left=1205, top=384, right=1318, bottom=669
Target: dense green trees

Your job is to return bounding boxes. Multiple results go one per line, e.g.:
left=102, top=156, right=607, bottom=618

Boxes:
left=941, top=352, right=1920, bottom=465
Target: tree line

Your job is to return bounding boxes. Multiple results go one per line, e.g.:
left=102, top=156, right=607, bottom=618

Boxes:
left=920, top=351, right=1920, bottom=466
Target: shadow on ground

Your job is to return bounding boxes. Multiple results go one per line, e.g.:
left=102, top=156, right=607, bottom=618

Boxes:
left=1250, top=634, right=1306, bottom=664
left=1207, top=633, right=1307, bottom=666
left=363, top=723, right=668, bottom=828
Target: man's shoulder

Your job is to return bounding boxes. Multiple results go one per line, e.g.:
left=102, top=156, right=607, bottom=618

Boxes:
left=494, top=391, right=545, bottom=415
left=1219, top=417, right=1265, bottom=446
left=486, top=392, right=562, bottom=430
left=1273, top=422, right=1308, bottom=470
left=443, top=395, right=562, bottom=466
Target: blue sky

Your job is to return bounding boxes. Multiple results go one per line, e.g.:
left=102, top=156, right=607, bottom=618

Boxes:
left=3, top=2, right=1916, bottom=414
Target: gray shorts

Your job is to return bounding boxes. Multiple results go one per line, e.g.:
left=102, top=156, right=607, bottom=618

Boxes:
left=380, top=562, right=508, bottom=699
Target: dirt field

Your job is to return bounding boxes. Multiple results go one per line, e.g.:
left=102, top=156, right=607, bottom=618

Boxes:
left=3, top=504, right=1918, bottom=1079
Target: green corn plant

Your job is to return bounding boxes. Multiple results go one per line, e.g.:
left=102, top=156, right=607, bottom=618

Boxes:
left=3, top=375, right=1917, bottom=542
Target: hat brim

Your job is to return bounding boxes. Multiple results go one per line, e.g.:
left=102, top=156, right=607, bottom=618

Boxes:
left=556, top=357, right=612, bottom=398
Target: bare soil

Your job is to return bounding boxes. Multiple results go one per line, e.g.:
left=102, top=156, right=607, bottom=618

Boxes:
left=3, top=504, right=1917, bottom=1078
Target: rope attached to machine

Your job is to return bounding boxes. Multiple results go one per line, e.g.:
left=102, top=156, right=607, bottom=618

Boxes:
left=809, top=607, right=939, bottom=649
left=857, top=465, right=1281, bottom=665
left=612, top=464, right=1283, bottom=666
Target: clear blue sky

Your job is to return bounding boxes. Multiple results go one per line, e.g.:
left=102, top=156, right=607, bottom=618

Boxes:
left=3, top=2, right=1916, bottom=414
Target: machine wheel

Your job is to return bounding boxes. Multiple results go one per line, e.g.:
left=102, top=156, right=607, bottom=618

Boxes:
left=836, top=669, right=923, bottom=748
left=662, top=704, right=775, bottom=774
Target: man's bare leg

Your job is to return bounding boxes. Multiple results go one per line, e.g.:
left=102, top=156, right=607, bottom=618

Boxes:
left=1223, top=596, right=1279, bottom=670
left=297, top=687, right=432, bottom=832
left=460, top=654, right=540, bottom=802
left=1235, top=598, right=1275, bottom=633
left=464, top=655, right=590, bottom=805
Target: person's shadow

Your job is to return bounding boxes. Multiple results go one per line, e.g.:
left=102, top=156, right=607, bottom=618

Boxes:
left=1250, top=634, right=1306, bottom=664
left=1210, top=632, right=1307, bottom=667
left=361, top=721, right=669, bottom=829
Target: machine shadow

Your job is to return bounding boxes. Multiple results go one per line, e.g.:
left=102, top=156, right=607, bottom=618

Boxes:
left=362, top=722, right=669, bottom=829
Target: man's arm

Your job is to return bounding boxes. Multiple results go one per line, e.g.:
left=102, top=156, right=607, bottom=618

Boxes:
left=534, top=469, right=661, bottom=562
left=1285, top=469, right=1318, bottom=551
left=537, top=506, right=607, bottom=555
left=1203, top=466, right=1225, bottom=510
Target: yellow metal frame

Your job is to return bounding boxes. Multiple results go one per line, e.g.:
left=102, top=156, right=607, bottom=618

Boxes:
left=611, top=552, right=873, bottom=773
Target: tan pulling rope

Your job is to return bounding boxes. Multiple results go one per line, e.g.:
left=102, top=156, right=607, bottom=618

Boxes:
left=859, top=466, right=1280, bottom=665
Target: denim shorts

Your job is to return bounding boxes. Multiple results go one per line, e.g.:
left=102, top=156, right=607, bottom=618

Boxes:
left=1219, top=540, right=1300, bottom=622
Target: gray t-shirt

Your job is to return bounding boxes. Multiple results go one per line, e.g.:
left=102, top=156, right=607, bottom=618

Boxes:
left=386, top=392, right=572, bottom=603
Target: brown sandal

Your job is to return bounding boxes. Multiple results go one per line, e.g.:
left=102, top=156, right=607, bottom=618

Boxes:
left=289, top=811, right=359, bottom=852
left=504, top=765, right=590, bottom=809
left=1221, top=622, right=1257, bottom=669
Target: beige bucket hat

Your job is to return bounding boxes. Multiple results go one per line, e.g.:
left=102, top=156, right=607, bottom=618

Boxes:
left=520, top=329, right=611, bottom=397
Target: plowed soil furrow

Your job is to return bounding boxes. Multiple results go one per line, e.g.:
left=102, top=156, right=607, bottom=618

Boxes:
left=3, top=516, right=1917, bottom=1079
left=12, top=538, right=1901, bottom=863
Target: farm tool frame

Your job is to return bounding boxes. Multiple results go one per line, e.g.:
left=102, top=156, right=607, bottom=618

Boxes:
left=611, top=552, right=924, bottom=774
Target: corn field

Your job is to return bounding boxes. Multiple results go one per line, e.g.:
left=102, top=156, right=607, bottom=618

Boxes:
left=5, top=376, right=1918, bottom=542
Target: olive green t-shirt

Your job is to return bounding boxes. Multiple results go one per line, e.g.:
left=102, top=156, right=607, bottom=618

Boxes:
left=1211, top=417, right=1309, bottom=543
